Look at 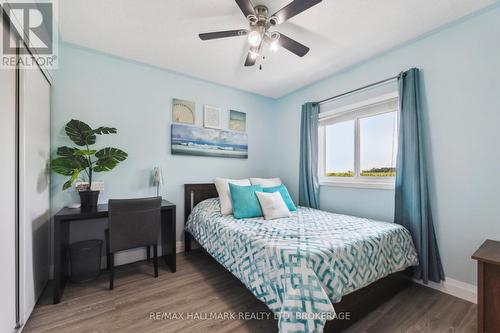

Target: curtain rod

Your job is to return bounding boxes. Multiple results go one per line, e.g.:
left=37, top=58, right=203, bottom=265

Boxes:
left=315, top=72, right=404, bottom=105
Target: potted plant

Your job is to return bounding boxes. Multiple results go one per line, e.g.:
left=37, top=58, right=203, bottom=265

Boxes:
left=51, top=119, right=128, bottom=208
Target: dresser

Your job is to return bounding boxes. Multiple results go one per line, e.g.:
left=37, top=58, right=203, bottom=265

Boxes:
left=472, top=240, right=500, bottom=332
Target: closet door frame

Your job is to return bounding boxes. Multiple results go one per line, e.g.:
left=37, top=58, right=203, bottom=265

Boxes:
left=15, top=43, right=21, bottom=331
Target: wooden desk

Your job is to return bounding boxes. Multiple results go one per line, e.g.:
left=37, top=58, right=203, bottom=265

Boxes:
left=472, top=240, right=500, bottom=332
left=53, top=200, right=176, bottom=304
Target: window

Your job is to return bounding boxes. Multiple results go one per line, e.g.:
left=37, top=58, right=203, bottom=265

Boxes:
left=319, top=92, right=399, bottom=189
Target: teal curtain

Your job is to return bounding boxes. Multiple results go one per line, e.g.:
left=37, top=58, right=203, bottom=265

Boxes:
left=299, top=102, right=320, bottom=208
left=395, top=68, right=444, bottom=283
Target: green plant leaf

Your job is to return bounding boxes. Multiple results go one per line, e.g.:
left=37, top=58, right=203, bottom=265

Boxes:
left=75, top=155, right=90, bottom=170
left=93, top=162, right=117, bottom=173
left=95, top=147, right=128, bottom=161
left=54, top=148, right=89, bottom=169
left=56, top=146, right=77, bottom=157
left=62, top=169, right=81, bottom=190
left=51, top=157, right=83, bottom=176
left=62, top=180, right=73, bottom=190
left=94, top=127, right=117, bottom=135
left=65, top=119, right=96, bottom=146
left=93, top=147, right=128, bottom=172
left=74, top=149, right=97, bottom=156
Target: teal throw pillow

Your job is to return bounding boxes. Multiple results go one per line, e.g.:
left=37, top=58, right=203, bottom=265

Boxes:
left=229, top=183, right=263, bottom=219
left=262, top=184, right=297, bottom=211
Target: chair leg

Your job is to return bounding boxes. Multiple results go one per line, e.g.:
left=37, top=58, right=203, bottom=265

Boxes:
left=109, top=253, right=114, bottom=290
left=153, top=245, right=158, bottom=278
left=146, top=246, right=151, bottom=262
left=105, top=229, right=110, bottom=270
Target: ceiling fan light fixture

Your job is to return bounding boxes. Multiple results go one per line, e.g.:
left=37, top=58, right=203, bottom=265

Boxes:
left=248, top=30, right=262, bottom=47
left=268, top=32, right=280, bottom=52
left=270, top=31, right=280, bottom=41
left=247, top=14, right=258, bottom=25
left=269, top=15, right=280, bottom=26
left=198, top=1, right=321, bottom=66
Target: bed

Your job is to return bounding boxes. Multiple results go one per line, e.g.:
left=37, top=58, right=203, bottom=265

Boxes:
left=184, top=183, right=418, bottom=333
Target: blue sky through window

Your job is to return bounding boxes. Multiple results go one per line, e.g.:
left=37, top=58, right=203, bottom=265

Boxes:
left=325, top=120, right=354, bottom=173
left=325, top=111, right=397, bottom=175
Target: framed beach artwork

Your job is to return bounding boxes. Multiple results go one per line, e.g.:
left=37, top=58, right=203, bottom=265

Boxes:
left=203, top=105, right=221, bottom=129
left=171, top=124, right=248, bottom=159
left=172, top=99, right=196, bottom=124
left=229, top=110, right=246, bottom=132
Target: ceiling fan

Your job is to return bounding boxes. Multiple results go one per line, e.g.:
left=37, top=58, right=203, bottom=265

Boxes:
left=198, top=0, right=322, bottom=67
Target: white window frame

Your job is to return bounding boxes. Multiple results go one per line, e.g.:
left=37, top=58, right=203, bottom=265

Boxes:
left=318, top=92, right=400, bottom=190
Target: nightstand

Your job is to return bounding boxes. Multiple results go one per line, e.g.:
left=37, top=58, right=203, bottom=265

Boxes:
left=472, top=240, right=500, bottom=332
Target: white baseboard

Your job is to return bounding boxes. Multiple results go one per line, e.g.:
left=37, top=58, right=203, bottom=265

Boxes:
left=115, top=242, right=186, bottom=265
left=108, top=242, right=187, bottom=266
left=414, top=277, right=477, bottom=304
left=17, top=322, right=26, bottom=333
left=176, top=241, right=184, bottom=253
left=49, top=241, right=187, bottom=279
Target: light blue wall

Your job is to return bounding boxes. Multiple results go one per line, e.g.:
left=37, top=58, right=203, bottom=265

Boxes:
left=273, top=5, right=500, bottom=285
left=51, top=43, right=278, bottom=246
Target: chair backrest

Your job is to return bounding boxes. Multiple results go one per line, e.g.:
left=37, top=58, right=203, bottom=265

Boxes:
left=108, top=197, right=161, bottom=253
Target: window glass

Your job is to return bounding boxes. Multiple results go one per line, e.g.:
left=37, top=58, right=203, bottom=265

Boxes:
left=359, top=112, right=397, bottom=177
left=325, top=120, right=354, bottom=177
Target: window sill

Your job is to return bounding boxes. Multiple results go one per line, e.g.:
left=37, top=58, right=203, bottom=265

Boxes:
left=319, top=179, right=395, bottom=190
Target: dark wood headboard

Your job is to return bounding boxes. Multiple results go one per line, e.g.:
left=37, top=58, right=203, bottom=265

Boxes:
left=184, top=183, right=218, bottom=252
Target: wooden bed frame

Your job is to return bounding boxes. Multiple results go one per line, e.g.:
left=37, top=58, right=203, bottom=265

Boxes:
left=184, top=183, right=413, bottom=331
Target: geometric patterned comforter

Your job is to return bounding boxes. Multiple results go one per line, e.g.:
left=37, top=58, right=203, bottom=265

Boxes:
left=185, top=198, right=418, bottom=333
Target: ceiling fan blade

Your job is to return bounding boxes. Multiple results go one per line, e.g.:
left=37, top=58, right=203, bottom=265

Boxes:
left=270, top=0, right=322, bottom=25
left=199, top=29, right=247, bottom=40
left=235, top=0, right=256, bottom=18
left=244, top=46, right=259, bottom=67
left=276, top=33, right=310, bottom=57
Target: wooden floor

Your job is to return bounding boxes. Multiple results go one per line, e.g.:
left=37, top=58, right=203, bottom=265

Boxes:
left=25, top=251, right=477, bottom=333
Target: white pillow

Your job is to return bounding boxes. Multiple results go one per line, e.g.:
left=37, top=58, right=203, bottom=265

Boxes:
left=255, top=191, right=291, bottom=220
left=250, top=177, right=282, bottom=187
left=214, top=178, right=251, bottom=215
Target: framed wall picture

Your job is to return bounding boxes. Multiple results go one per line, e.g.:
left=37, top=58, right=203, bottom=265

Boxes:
left=229, top=110, right=246, bottom=132
left=203, top=105, right=221, bottom=129
left=172, top=124, right=248, bottom=159
left=172, top=99, right=196, bottom=124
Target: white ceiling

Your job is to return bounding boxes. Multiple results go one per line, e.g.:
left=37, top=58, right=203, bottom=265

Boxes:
left=59, top=0, right=496, bottom=98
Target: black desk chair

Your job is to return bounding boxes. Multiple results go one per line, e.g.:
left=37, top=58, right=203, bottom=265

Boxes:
left=105, top=197, right=161, bottom=290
